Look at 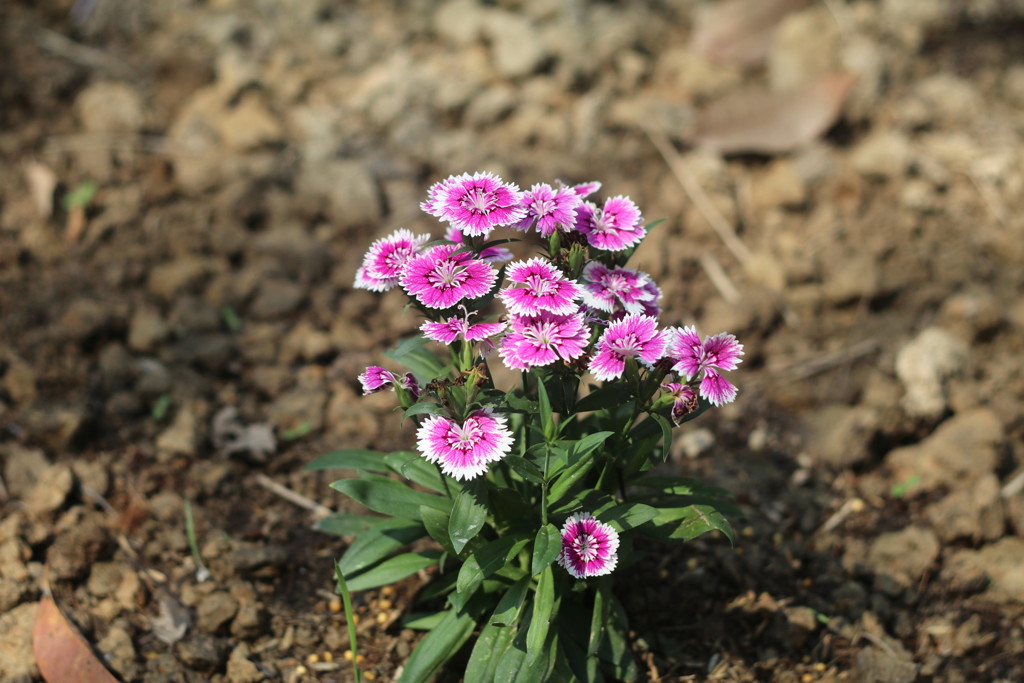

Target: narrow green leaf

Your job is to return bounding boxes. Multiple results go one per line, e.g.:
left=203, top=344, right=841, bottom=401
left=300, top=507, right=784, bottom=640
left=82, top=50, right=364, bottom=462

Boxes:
left=337, top=519, right=424, bottom=574
left=515, top=627, right=558, bottom=683
left=466, top=620, right=509, bottom=683
left=449, top=480, right=489, bottom=554
left=307, top=449, right=388, bottom=472
left=346, top=550, right=441, bottom=592
left=331, top=479, right=447, bottom=520
left=531, top=524, right=562, bottom=576
left=503, top=455, right=544, bottom=484
left=420, top=505, right=456, bottom=555
left=574, top=383, right=629, bottom=413
left=599, top=502, right=659, bottom=532
left=526, top=566, right=555, bottom=655
left=457, top=536, right=529, bottom=595
left=650, top=412, right=672, bottom=462
left=548, top=455, right=599, bottom=506
left=642, top=504, right=736, bottom=544
left=483, top=613, right=521, bottom=682
left=333, top=561, right=362, bottom=683
left=402, top=401, right=445, bottom=419
left=402, top=612, right=446, bottom=630
left=397, top=604, right=480, bottom=683
left=314, top=513, right=393, bottom=538
left=384, top=335, right=447, bottom=383
left=564, top=430, right=615, bottom=462
left=491, top=576, right=530, bottom=627
left=534, top=371, right=554, bottom=441
left=383, top=451, right=445, bottom=492
left=598, top=594, right=638, bottom=680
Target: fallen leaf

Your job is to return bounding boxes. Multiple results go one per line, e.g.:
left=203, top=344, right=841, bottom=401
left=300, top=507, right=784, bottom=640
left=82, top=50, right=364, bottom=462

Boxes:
left=692, top=72, right=857, bottom=155
left=212, top=406, right=277, bottom=461
left=691, top=0, right=812, bottom=66
left=24, top=161, right=58, bottom=219
left=149, top=595, right=190, bottom=645
left=65, top=205, right=87, bottom=243
left=32, top=595, right=120, bottom=683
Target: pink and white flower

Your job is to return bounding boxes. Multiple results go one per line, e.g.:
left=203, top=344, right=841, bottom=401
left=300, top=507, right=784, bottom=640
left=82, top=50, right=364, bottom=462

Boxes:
left=421, top=315, right=506, bottom=345
left=499, top=259, right=581, bottom=316
left=661, top=381, right=698, bottom=425
left=498, top=311, right=590, bottom=370
left=574, top=196, right=645, bottom=251
left=568, top=180, right=602, bottom=199
left=558, top=512, right=619, bottom=579
left=354, top=229, right=430, bottom=292
left=421, top=172, right=526, bottom=238
left=416, top=409, right=514, bottom=481
left=588, top=314, right=666, bottom=381
left=512, top=183, right=581, bottom=237
left=400, top=244, right=498, bottom=309
left=666, top=326, right=744, bottom=406
left=580, top=262, right=658, bottom=316
left=358, top=366, right=420, bottom=399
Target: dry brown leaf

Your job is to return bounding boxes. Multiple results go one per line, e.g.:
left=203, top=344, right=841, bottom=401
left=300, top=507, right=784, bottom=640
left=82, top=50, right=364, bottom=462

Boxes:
left=691, top=0, right=812, bottom=66
left=24, top=161, right=58, bottom=219
left=150, top=595, right=190, bottom=645
left=32, top=595, right=120, bottom=683
left=692, top=72, right=857, bottom=155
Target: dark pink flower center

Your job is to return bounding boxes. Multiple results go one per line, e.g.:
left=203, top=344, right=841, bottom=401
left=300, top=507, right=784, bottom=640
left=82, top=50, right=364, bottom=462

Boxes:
left=572, top=533, right=600, bottom=561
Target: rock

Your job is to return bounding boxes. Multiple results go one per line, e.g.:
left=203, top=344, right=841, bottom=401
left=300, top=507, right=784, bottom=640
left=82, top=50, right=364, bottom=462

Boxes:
left=434, top=0, right=489, bottom=46
left=156, top=404, right=199, bottom=457
left=229, top=583, right=267, bottom=639
left=251, top=225, right=329, bottom=280
left=894, top=327, right=968, bottom=418
left=226, top=642, right=266, bottom=683
left=87, top=561, right=126, bottom=598
left=937, top=289, right=1003, bottom=342
left=47, top=515, right=113, bottom=581
left=850, top=130, right=912, bottom=179
left=196, top=591, right=239, bottom=634
left=168, top=296, right=222, bottom=336
left=924, top=473, right=1003, bottom=543
left=97, top=625, right=138, bottom=680
left=176, top=634, right=230, bottom=672
left=485, top=11, right=548, bottom=78
left=2, top=360, right=36, bottom=405
left=805, top=405, right=878, bottom=467
left=217, top=93, right=283, bottom=152
left=280, top=321, right=333, bottom=364
left=76, top=81, right=144, bottom=133
left=267, top=384, right=327, bottom=434
left=128, top=307, right=170, bottom=352
left=145, top=652, right=189, bottom=683
left=0, top=538, right=31, bottom=582
left=2, top=445, right=49, bottom=499
left=99, top=343, right=138, bottom=391
left=225, top=544, right=290, bottom=578
left=674, top=427, right=715, bottom=459
left=296, top=160, right=381, bottom=232
left=325, top=385, right=381, bottom=446
left=853, top=632, right=918, bottom=683
left=22, top=404, right=87, bottom=451
left=749, top=160, right=807, bottom=210
left=247, top=279, right=305, bottom=319
left=168, top=333, right=234, bottom=367
left=148, top=257, right=223, bottom=301
left=941, top=538, right=1024, bottom=604
left=0, top=578, right=26, bottom=613
left=23, top=463, right=76, bottom=514
left=769, top=7, right=841, bottom=92
left=136, top=358, right=173, bottom=397
left=885, top=409, right=1003, bottom=491
left=821, top=251, right=880, bottom=305
left=59, top=298, right=120, bottom=341
left=866, top=525, right=939, bottom=589
left=0, top=602, right=39, bottom=682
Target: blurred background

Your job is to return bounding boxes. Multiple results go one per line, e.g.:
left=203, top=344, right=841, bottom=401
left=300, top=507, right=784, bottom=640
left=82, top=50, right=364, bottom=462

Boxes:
left=1, top=0, right=1023, bottom=681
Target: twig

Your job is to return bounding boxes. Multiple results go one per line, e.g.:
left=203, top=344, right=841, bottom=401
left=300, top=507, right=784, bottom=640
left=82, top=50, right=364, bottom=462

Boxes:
left=35, top=27, right=135, bottom=78
left=1001, top=468, right=1024, bottom=499
left=642, top=124, right=753, bottom=266
left=699, top=253, right=741, bottom=304
left=821, top=497, right=866, bottom=533
left=764, top=337, right=881, bottom=382
left=254, top=473, right=332, bottom=520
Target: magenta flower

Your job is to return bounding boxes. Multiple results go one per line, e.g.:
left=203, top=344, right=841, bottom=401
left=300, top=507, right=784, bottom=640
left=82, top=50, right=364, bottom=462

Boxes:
left=512, top=183, right=581, bottom=237
left=580, top=262, right=658, bottom=316
left=588, top=314, right=667, bottom=382
left=400, top=244, right=498, bottom=309
left=575, top=196, right=645, bottom=251
left=421, top=315, right=506, bottom=345
left=661, top=381, right=698, bottom=425
left=353, top=229, right=430, bottom=292
left=558, top=512, right=619, bottom=579
left=445, top=227, right=513, bottom=262
left=498, top=311, right=590, bottom=370
left=358, top=366, right=420, bottom=399
left=499, top=259, right=581, bottom=316
left=422, top=172, right=526, bottom=238
left=416, top=409, right=514, bottom=481
left=568, top=180, right=602, bottom=199
left=667, top=326, right=744, bottom=406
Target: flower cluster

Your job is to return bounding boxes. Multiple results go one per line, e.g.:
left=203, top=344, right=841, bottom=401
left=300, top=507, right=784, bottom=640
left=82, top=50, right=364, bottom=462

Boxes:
left=352, top=171, right=743, bottom=581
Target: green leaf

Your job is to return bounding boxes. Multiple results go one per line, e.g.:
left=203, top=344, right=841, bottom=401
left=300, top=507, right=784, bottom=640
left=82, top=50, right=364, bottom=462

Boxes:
left=449, top=480, right=489, bottom=554
left=564, top=430, right=615, bottom=462
left=548, top=455, right=599, bottom=506
left=526, top=566, right=555, bottom=655
left=337, top=519, right=424, bottom=575
left=383, top=451, right=445, bottom=493
left=62, top=180, right=97, bottom=209
left=457, top=536, right=530, bottom=596
left=307, top=449, right=389, bottom=472
left=574, top=383, right=629, bottom=413
left=598, top=594, right=638, bottom=680
left=314, top=513, right=393, bottom=537
left=505, top=389, right=538, bottom=413
left=421, top=505, right=456, bottom=555
left=220, top=305, right=243, bottom=332
left=481, top=613, right=521, bottom=682
left=403, top=612, right=446, bottom=630
left=534, top=371, right=554, bottom=441
left=599, top=502, right=659, bottom=532
left=531, top=524, right=562, bottom=576
left=346, top=550, right=441, bottom=592
left=466, top=620, right=510, bottom=683
left=516, top=628, right=557, bottom=683
left=331, top=478, right=447, bottom=520
left=397, top=602, right=481, bottom=683
left=151, top=394, right=172, bottom=422
left=503, top=455, right=544, bottom=484
left=650, top=412, right=672, bottom=462
left=588, top=584, right=609, bottom=657
left=491, top=576, right=530, bottom=627
left=333, top=561, right=362, bottom=682
left=384, top=334, right=447, bottom=383
left=282, top=421, right=314, bottom=441
left=402, top=401, right=446, bottom=419
left=642, top=504, right=736, bottom=544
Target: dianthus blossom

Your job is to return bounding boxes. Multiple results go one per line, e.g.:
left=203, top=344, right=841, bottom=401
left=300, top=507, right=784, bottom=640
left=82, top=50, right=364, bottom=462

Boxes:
left=358, top=366, right=420, bottom=399
left=416, top=409, right=514, bottom=481
left=558, top=512, right=619, bottom=579
left=574, top=196, right=645, bottom=251
left=420, top=316, right=506, bottom=345
left=661, top=381, right=698, bottom=425
left=580, top=262, right=658, bottom=316
left=512, top=183, right=581, bottom=237
left=568, top=180, right=601, bottom=199
left=499, top=259, right=581, bottom=316
left=588, top=314, right=666, bottom=381
left=666, top=326, right=744, bottom=406
left=421, top=172, right=526, bottom=238
left=400, top=244, right=498, bottom=309
left=498, top=311, right=589, bottom=370
left=354, top=229, right=430, bottom=292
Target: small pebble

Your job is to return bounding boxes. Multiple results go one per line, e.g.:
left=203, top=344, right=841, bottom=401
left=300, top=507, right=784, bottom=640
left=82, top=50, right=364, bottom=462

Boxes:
left=328, top=598, right=342, bottom=613
left=376, top=612, right=388, bottom=625
left=322, top=652, right=333, bottom=663
left=380, top=586, right=395, bottom=598
left=364, top=672, right=376, bottom=681
left=378, top=599, right=392, bottom=610
left=307, top=653, right=319, bottom=665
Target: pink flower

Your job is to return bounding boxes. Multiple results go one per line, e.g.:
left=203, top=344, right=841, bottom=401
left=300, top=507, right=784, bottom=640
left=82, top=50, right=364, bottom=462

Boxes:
left=400, top=244, right=498, bottom=309
left=666, top=326, right=744, bottom=406
left=422, top=172, right=526, bottom=238
left=358, top=366, right=420, bottom=399
left=512, top=183, right=581, bottom=237
left=574, top=196, right=645, bottom=251
left=568, top=180, right=602, bottom=199
left=498, top=311, right=590, bottom=370
left=661, top=381, right=698, bottom=425
left=416, top=409, right=514, bottom=481
left=445, top=227, right=513, bottom=262
left=354, top=229, right=430, bottom=292
left=421, top=315, right=506, bottom=345
left=588, top=314, right=666, bottom=381
left=558, top=512, right=619, bottom=579
left=580, top=262, right=658, bottom=316
left=499, top=259, right=581, bottom=316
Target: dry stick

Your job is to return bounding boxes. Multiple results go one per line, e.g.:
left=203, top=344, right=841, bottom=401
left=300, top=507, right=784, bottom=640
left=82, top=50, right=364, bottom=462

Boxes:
left=763, top=337, right=881, bottom=383
left=254, top=473, right=333, bottom=521
left=700, top=252, right=741, bottom=304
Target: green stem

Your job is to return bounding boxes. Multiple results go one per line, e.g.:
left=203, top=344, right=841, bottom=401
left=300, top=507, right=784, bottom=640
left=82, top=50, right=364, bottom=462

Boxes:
left=540, top=445, right=551, bottom=526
